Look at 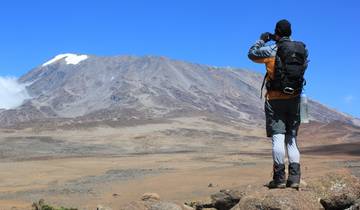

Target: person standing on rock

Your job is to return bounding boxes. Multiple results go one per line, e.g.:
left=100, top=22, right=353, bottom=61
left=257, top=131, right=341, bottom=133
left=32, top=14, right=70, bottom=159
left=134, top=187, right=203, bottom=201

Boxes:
left=248, top=19, right=308, bottom=189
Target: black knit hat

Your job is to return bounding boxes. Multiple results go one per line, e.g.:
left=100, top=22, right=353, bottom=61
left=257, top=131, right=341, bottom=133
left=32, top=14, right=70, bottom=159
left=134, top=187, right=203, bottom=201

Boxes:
left=275, top=19, right=292, bottom=37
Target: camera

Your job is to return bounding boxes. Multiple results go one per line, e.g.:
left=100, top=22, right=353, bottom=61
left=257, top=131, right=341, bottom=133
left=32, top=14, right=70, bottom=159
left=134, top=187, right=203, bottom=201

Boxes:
left=261, top=32, right=276, bottom=42
left=269, top=33, right=276, bottom=41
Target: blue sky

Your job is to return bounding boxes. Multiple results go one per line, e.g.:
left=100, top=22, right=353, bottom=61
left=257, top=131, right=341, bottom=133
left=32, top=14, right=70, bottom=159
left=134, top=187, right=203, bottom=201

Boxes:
left=0, top=0, right=359, bottom=118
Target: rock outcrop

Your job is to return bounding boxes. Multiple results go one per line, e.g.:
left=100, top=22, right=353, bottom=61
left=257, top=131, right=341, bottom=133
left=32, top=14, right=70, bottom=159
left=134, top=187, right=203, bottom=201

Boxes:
left=183, top=172, right=360, bottom=210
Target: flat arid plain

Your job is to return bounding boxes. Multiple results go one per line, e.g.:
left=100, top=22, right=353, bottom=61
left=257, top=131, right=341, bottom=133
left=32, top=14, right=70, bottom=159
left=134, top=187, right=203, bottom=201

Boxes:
left=0, top=116, right=359, bottom=209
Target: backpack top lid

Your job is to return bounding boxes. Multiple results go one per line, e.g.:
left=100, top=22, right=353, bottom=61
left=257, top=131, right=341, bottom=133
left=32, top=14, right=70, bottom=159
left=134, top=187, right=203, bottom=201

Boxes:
left=276, top=39, right=307, bottom=65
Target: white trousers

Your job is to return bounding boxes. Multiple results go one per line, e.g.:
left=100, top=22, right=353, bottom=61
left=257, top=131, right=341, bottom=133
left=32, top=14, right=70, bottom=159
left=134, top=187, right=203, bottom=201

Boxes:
left=272, top=134, right=300, bottom=165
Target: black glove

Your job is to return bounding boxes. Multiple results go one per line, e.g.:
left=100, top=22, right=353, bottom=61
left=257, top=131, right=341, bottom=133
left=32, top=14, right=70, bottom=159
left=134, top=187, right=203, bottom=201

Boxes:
left=260, top=32, right=272, bottom=43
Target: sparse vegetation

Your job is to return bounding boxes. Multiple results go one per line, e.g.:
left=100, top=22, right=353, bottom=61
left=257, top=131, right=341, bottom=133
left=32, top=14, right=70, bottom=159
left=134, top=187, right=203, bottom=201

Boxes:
left=32, top=199, right=77, bottom=210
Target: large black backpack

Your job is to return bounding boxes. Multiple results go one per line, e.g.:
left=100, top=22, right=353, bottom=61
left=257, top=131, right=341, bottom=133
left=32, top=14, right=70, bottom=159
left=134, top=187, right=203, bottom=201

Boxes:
left=264, top=39, right=308, bottom=95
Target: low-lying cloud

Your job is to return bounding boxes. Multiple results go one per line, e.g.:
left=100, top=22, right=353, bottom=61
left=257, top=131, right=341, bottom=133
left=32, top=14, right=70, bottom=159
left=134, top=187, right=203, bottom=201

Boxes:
left=0, top=76, right=31, bottom=109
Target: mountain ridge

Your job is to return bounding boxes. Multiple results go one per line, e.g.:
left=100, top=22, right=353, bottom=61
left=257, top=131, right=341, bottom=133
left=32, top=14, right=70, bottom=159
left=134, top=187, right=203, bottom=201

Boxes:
left=0, top=54, right=358, bottom=128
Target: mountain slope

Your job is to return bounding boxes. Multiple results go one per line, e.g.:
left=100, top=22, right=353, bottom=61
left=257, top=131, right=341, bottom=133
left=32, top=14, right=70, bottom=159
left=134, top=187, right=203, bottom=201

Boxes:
left=0, top=54, right=357, bottom=127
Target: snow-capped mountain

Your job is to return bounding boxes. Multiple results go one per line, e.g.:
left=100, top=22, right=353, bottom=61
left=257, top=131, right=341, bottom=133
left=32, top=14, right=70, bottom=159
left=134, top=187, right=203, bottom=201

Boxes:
left=0, top=54, right=357, bottom=127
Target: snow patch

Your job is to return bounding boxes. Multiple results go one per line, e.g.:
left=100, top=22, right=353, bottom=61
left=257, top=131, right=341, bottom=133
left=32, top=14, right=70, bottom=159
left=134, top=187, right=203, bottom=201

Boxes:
left=0, top=76, right=31, bottom=109
left=42, top=53, right=88, bottom=67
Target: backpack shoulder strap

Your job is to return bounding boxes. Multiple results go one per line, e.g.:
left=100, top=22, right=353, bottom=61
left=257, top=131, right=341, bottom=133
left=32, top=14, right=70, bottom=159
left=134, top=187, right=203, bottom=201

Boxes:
left=260, top=72, right=268, bottom=99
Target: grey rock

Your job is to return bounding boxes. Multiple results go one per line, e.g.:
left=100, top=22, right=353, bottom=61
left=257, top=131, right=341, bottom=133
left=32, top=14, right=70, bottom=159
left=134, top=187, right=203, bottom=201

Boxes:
left=210, top=189, right=242, bottom=210
left=345, top=199, right=360, bottom=210
left=149, top=202, right=182, bottom=210
left=320, top=194, right=356, bottom=210
left=187, top=189, right=242, bottom=210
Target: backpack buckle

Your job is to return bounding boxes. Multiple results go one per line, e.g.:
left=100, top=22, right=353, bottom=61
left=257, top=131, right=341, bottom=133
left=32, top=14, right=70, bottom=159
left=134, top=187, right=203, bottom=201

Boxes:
left=283, top=87, right=295, bottom=95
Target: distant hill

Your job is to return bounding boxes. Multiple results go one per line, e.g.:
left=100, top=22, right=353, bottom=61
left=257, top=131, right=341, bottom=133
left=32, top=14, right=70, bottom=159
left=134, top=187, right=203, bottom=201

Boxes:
left=0, top=53, right=358, bottom=128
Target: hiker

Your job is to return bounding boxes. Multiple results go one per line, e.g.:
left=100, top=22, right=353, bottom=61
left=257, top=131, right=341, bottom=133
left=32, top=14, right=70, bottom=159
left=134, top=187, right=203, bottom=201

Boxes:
left=248, top=19, right=308, bottom=189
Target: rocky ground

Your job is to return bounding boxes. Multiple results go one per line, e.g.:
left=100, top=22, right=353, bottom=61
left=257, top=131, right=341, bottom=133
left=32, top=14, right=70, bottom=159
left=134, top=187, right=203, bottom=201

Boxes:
left=116, top=171, right=360, bottom=210
left=0, top=117, right=359, bottom=210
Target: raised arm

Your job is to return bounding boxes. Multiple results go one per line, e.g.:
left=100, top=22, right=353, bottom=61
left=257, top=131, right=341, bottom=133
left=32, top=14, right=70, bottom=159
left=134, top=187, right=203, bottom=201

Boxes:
left=248, top=40, right=277, bottom=63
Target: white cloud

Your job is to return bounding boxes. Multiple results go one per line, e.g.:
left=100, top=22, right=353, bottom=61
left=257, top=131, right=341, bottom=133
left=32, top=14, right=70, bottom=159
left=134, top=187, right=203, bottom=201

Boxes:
left=344, top=95, right=355, bottom=104
left=0, top=76, right=31, bottom=109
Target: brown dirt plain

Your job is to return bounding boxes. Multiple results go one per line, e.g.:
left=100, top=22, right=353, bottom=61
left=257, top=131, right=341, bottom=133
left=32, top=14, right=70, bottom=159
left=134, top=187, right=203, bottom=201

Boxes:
left=0, top=117, right=359, bottom=209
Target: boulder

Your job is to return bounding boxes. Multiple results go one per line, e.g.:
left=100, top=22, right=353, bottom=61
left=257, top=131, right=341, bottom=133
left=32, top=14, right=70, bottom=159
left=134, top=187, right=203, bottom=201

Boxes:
left=185, top=189, right=242, bottom=210
left=345, top=199, right=360, bottom=210
left=231, top=188, right=320, bottom=210
left=210, top=189, right=242, bottom=210
left=149, top=202, right=183, bottom=210
left=309, top=173, right=360, bottom=210
left=320, top=194, right=355, bottom=210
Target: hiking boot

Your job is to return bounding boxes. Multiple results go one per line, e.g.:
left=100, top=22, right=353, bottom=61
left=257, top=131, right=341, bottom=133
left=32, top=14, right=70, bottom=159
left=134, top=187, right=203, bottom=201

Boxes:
left=267, top=164, right=286, bottom=189
left=287, top=162, right=301, bottom=189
